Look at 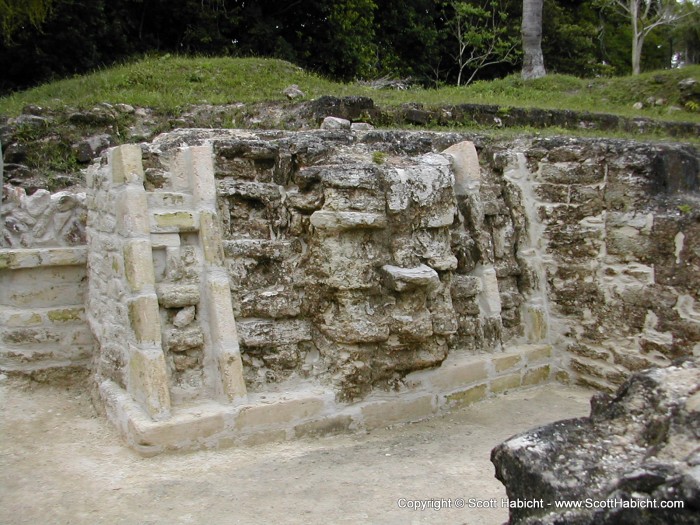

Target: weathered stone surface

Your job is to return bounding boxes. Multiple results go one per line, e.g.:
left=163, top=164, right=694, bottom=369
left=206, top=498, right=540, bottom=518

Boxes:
left=283, top=84, right=305, bottom=100
left=321, top=116, right=351, bottom=130
left=172, top=305, right=196, bottom=328
left=164, top=327, right=204, bottom=353
left=310, top=210, right=386, bottom=231
left=156, top=283, right=200, bottom=308
left=72, top=134, right=113, bottom=163
left=492, top=360, right=700, bottom=525
left=5, top=129, right=699, bottom=417
left=237, top=319, right=312, bottom=347
left=381, top=264, right=440, bottom=292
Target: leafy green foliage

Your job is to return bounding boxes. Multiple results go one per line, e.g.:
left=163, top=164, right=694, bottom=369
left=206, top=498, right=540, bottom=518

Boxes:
left=0, top=0, right=52, bottom=42
left=372, top=151, right=387, bottom=164
left=440, top=0, right=520, bottom=86
left=1, top=0, right=699, bottom=94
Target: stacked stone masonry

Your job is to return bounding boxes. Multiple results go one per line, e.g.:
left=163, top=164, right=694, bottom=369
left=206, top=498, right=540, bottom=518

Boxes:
left=1, top=128, right=698, bottom=453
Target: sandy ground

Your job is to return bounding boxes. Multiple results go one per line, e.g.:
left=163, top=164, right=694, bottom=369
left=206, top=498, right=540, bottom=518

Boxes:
left=0, top=377, right=592, bottom=525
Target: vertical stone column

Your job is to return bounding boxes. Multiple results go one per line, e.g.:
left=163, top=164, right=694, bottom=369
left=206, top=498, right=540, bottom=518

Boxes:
left=188, top=145, right=247, bottom=401
left=88, top=145, right=171, bottom=421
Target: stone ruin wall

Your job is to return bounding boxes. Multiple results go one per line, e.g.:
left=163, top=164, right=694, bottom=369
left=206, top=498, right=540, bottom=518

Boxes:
left=1, top=128, right=698, bottom=406
left=0, top=185, right=93, bottom=375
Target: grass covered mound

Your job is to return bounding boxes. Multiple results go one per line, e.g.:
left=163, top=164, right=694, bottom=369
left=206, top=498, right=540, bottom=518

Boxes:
left=0, top=55, right=698, bottom=123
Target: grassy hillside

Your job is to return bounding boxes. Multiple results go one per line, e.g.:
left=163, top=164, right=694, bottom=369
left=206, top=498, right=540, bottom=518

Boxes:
left=1, top=55, right=699, bottom=124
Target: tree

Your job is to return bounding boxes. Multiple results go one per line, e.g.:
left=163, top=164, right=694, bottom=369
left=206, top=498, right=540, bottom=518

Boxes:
left=672, top=0, right=700, bottom=65
left=522, top=0, right=546, bottom=79
left=0, top=0, right=53, bottom=42
left=598, top=0, right=690, bottom=74
left=442, top=0, right=519, bottom=86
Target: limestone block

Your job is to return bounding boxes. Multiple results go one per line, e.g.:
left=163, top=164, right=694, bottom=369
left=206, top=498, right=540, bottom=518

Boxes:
left=128, top=295, right=162, bottom=345
left=190, top=145, right=217, bottom=205
left=524, top=303, right=548, bottom=342
left=442, top=141, right=480, bottom=195
left=202, top=277, right=239, bottom=345
left=444, top=384, right=488, bottom=408
left=199, top=211, right=224, bottom=265
left=123, top=240, right=155, bottom=292
left=385, top=159, right=454, bottom=214
left=312, top=235, right=383, bottom=290
left=429, top=358, right=488, bottom=391
left=217, top=348, right=247, bottom=401
left=493, top=353, right=522, bottom=373
left=172, top=306, right=196, bottom=328
left=294, top=415, right=354, bottom=437
left=285, top=188, right=323, bottom=212
left=150, top=233, right=181, bottom=249
left=476, top=266, right=502, bottom=316
left=47, top=307, right=85, bottom=323
left=320, top=116, right=351, bottom=130
left=318, top=292, right=390, bottom=344
left=164, top=326, right=204, bottom=352
left=2, top=326, right=62, bottom=344
left=230, top=429, right=288, bottom=447
left=536, top=161, right=604, bottom=185
left=150, top=211, right=199, bottom=233
left=0, top=247, right=87, bottom=270
left=319, top=165, right=379, bottom=190
left=522, top=364, right=551, bottom=386
left=146, top=192, right=193, bottom=209
left=217, top=180, right=282, bottom=202
left=490, top=373, right=522, bottom=393
left=389, top=308, right=434, bottom=342
left=361, top=395, right=435, bottom=429
left=0, top=265, right=87, bottom=308
left=451, top=275, right=483, bottom=299
left=130, top=411, right=226, bottom=451
left=116, top=187, right=150, bottom=236
left=223, top=239, right=299, bottom=260
left=235, top=396, right=325, bottom=429
left=128, top=344, right=171, bottom=420
left=240, top=286, right=301, bottom=319
left=310, top=210, right=387, bottom=231
left=322, top=187, right=384, bottom=213
left=523, top=344, right=552, bottom=363
left=381, top=264, right=439, bottom=292
left=0, top=309, right=43, bottom=327
left=111, top=144, right=144, bottom=184
left=237, top=319, right=312, bottom=347
left=24, top=189, right=51, bottom=217
left=156, top=283, right=200, bottom=308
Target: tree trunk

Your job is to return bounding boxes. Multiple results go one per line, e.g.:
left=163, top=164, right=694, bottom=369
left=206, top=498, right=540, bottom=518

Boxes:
left=630, top=0, right=642, bottom=74
left=521, top=0, right=546, bottom=79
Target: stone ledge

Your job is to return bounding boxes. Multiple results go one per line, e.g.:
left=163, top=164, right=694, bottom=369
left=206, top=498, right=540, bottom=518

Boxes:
left=99, top=343, right=559, bottom=456
left=0, top=247, right=87, bottom=270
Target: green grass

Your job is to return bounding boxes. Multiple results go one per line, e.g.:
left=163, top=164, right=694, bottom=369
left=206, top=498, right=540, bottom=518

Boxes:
left=1, top=54, right=698, bottom=125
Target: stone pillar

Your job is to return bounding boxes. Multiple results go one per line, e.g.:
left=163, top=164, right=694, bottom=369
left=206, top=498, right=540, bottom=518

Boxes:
left=87, top=144, right=171, bottom=421
left=88, top=142, right=246, bottom=425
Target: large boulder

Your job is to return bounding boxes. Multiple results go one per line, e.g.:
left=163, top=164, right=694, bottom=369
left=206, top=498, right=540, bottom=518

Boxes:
left=491, top=359, right=700, bottom=524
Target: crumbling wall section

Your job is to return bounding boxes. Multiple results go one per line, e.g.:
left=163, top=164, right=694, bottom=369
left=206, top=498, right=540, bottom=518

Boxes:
left=490, top=137, right=700, bottom=391
left=143, top=129, right=548, bottom=402
left=2, top=129, right=697, bottom=406
left=0, top=183, right=93, bottom=376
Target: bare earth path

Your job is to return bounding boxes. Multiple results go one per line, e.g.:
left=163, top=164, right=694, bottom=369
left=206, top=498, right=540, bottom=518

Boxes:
left=0, top=378, right=591, bottom=525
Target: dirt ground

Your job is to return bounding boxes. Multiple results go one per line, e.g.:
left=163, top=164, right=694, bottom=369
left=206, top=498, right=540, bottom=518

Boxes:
left=0, top=377, right=592, bottom=525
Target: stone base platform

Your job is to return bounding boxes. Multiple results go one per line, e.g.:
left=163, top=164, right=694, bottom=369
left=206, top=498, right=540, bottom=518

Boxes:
left=100, top=343, right=555, bottom=455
